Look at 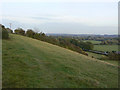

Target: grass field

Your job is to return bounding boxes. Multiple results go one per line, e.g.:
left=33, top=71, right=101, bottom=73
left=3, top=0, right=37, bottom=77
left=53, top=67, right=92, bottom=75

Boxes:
left=2, top=34, right=118, bottom=88
left=83, top=40, right=101, bottom=44
left=83, top=40, right=119, bottom=52
left=94, top=45, right=118, bottom=52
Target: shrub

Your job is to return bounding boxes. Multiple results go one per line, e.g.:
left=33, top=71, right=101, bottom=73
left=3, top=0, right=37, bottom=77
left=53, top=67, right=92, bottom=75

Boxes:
left=108, top=52, right=120, bottom=61
left=26, top=29, right=35, bottom=38
left=14, top=28, right=25, bottom=35
left=6, top=28, right=13, bottom=33
left=33, top=33, right=40, bottom=39
left=0, top=24, right=9, bottom=39
left=2, top=28, right=9, bottom=39
left=2, top=29, right=9, bottom=39
left=70, top=39, right=94, bottom=50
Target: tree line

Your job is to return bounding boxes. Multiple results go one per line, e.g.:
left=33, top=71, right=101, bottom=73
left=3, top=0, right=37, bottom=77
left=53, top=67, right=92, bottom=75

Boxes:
left=100, top=40, right=119, bottom=45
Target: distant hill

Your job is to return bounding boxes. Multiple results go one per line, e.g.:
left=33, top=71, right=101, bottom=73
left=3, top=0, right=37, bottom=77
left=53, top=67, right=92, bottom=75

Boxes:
left=46, top=33, right=118, bottom=38
left=2, top=34, right=118, bottom=88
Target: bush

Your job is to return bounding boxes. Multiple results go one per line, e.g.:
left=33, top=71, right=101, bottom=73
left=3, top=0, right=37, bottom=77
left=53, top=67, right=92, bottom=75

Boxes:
left=1, top=24, right=9, bottom=39
left=2, top=29, right=9, bottom=39
left=26, top=29, right=35, bottom=38
left=6, top=28, right=13, bottom=33
left=2, top=30, right=9, bottom=39
left=108, top=52, right=120, bottom=61
left=70, top=39, right=94, bottom=50
left=14, top=28, right=25, bottom=35
left=33, top=33, right=40, bottom=39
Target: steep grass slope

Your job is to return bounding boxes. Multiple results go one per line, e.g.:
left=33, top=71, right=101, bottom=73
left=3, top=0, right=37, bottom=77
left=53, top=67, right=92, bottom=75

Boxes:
left=2, top=34, right=118, bottom=88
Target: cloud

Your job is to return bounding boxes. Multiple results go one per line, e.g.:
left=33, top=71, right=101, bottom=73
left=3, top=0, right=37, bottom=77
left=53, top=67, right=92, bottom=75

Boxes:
left=2, top=18, right=117, bottom=34
left=43, top=22, right=117, bottom=34
left=2, top=16, right=48, bottom=24
left=1, top=15, right=117, bottom=27
left=2, top=16, right=117, bottom=34
left=1, top=0, right=119, bottom=3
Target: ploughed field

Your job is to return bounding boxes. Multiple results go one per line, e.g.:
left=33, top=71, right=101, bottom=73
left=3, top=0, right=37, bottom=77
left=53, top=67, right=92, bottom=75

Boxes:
left=2, top=34, right=118, bottom=88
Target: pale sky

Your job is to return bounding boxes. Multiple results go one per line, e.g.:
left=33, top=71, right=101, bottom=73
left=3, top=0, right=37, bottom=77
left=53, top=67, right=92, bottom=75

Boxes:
left=1, top=0, right=119, bottom=3
left=0, top=0, right=119, bottom=34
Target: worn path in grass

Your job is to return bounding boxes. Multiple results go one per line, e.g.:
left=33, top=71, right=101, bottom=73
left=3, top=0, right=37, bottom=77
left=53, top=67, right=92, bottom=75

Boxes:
left=2, top=34, right=118, bottom=88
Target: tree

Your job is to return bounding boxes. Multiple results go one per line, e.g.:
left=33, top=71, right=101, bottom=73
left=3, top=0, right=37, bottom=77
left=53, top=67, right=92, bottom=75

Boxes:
left=14, top=28, right=25, bottom=35
left=70, top=39, right=94, bottom=50
left=1, top=24, right=9, bottom=39
left=26, top=29, right=35, bottom=38
left=108, top=52, right=120, bottom=61
left=6, top=28, right=13, bottom=33
left=85, top=42, right=94, bottom=50
left=34, top=33, right=40, bottom=39
left=39, top=32, right=45, bottom=36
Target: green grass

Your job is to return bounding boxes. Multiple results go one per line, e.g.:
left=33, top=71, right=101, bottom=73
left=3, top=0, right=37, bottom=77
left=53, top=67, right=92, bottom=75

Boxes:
left=84, top=40, right=118, bottom=52
left=2, top=34, right=118, bottom=88
left=83, top=40, right=101, bottom=44
left=94, top=45, right=119, bottom=52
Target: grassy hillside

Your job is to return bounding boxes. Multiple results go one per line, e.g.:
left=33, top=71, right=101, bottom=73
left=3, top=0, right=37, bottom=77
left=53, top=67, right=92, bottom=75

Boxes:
left=2, top=34, right=118, bottom=88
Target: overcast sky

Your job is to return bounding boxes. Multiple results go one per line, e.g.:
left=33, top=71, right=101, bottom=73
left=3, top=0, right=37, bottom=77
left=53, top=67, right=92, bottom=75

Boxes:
left=0, top=0, right=118, bottom=34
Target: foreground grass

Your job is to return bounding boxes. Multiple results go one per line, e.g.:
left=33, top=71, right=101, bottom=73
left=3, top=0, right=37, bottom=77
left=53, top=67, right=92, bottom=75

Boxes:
left=94, top=45, right=118, bottom=52
left=2, top=34, right=118, bottom=88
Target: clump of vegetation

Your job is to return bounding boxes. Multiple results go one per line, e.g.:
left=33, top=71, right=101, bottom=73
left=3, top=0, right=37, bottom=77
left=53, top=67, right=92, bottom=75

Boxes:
left=1, top=24, right=9, bottom=39
left=26, top=29, right=35, bottom=38
left=108, top=52, right=120, bottom=61
left=6, top=28, right=13, bottom=33
left=70, top=39, right=94, bottom=50
left=14, top=28, right=25, bottom=36
left=1, top=24, right=14, bottom=39
left=2, top=29, right=9, bottom=39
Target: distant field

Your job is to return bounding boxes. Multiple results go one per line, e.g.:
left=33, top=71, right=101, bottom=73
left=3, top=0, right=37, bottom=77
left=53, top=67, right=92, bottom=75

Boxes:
left=84, top=40, right=119, bottom=52
left=83, top=40, right=101, bottom=44
left=94, top=45, right=118, bottom=52
left=2, top=34, right=118, bottom=88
